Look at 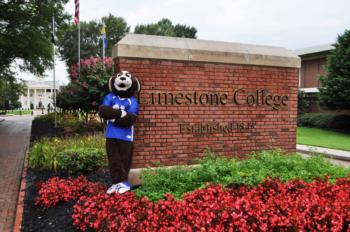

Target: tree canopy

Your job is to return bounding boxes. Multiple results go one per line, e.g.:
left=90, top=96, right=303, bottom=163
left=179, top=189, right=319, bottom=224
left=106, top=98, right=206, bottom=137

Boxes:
left=319, top=29, right=350, bottom=110
left=57, top=14, right=129, bottom=68
left=56, top=56, right=113, bottom=117
left=0, top=70, right=25, bottom=111
left=0, top=0, right=68, bottom=110
left=134, top=18, right=197, bottom=38
left=58, top=17, right=197, bottom=71
left=0, top=0, right=69, bottom=77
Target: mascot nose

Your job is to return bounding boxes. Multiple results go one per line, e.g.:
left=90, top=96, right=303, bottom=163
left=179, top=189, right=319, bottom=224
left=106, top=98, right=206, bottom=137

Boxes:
left=120, top=77, right=126, bottom=81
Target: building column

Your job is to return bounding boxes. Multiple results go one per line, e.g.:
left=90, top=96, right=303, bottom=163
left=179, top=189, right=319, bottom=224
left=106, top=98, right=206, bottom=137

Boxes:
left=21, top=95, right=24, bottom=109
left=34, top=88, right=37, bottom=109
left=27, top=88, right=30, bottom=109
left=51, top=88, right=53, bottom=105
left=44, top=88, right=47, bottom=108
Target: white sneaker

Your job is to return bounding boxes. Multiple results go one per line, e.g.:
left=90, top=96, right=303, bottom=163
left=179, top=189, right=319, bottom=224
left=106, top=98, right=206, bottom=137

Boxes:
left=117, top=182, right=131, bottom=194
left=106, top=183, right=121, bottom=194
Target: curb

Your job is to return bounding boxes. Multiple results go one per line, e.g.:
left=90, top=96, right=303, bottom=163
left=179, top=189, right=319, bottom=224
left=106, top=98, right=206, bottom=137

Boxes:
left=296, top=146, right=350, bottom=162
left=12, top=148, right=29, bottom=232
left=297, top=149, right=350, bottom=161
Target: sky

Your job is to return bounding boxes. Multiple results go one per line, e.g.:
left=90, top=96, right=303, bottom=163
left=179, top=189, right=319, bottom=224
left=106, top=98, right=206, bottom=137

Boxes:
left=17, top=0, right=350, bottom=84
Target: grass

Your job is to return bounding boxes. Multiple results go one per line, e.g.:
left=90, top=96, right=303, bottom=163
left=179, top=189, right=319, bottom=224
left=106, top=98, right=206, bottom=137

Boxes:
left=297, top=127, right=350, bottom=151
left=6, top=110, right=32, bottom=115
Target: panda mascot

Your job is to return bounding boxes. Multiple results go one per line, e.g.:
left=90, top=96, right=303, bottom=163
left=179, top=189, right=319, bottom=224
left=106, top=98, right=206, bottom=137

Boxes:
left=98, top=70, right=141, bottom=194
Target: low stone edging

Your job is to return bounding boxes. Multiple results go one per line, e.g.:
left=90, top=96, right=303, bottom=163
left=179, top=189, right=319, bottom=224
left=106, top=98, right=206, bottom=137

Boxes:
left=13, top=148, right=29, bottom=232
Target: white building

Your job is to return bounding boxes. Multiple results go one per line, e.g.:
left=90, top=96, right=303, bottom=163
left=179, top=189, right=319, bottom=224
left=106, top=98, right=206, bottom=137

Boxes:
left=19, top=78, right=61, bottom=109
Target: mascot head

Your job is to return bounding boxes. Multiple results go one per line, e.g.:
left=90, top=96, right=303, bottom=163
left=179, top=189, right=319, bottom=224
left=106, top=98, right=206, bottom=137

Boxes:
left=109, top=70, right=141, bottom=98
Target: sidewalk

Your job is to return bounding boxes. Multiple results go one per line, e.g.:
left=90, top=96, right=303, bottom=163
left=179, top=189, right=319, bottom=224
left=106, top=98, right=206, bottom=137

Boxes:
left=0, top=115, right=32, bottom=232
left=297, top=144, right=350, bottom=161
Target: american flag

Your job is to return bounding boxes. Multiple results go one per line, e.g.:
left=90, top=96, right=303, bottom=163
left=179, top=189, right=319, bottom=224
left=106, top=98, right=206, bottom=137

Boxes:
left=74, top=0, right=79, bottom=25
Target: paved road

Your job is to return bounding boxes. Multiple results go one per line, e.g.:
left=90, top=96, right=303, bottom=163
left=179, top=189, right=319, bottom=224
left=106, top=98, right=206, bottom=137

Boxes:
left=0, top=115, right=32, bottom=232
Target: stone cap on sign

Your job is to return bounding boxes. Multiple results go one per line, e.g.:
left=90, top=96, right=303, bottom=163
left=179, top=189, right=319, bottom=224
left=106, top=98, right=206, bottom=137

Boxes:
left=113, top=34, right=301, bottom=68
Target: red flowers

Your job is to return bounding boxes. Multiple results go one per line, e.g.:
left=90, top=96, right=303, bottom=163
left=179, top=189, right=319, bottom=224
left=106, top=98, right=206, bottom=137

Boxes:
left=70, top=56, right=113, bottom=79
left=36, top=176, right=350, bottom=231
left=35, top=176, right=105, bottom=208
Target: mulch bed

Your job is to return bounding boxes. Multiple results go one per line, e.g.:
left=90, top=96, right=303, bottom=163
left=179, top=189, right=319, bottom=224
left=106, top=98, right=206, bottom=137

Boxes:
left=30, top=119, right=64, bottom=142
left=21, top=169, right=112, bottom=232
left=23, top=116, right=112, bottom=231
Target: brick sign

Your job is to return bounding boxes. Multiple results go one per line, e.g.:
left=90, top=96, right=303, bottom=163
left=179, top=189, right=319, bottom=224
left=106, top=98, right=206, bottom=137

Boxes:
left=113, top=34, right=300, bottom=168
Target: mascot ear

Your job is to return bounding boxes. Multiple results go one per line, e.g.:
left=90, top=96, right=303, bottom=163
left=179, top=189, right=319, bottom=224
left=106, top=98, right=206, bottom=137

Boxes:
left=108, top=75, right=115, bottom=92
left=134, top=77, right=141, bottom=93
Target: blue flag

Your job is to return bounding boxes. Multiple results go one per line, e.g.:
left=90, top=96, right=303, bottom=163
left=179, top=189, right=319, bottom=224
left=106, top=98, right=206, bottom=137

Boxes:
left=100, top=24, right=107, bottom=48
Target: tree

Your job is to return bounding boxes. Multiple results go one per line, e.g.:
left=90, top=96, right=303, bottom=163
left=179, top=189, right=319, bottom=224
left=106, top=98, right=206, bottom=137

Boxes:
left=319, top=29, right=350, bottom=109
left=102, top=14, right=130, bottom=56
left=134, top=18, right=197, bottom=38
left=0, top=0, right=69, bottom=76
left=56, top=56, right=113, bottom=121
left=57, top=15, right=129, bottom=68
left=0, top=71, right=25, bottom=111
left=57, top=21, right=101, bottom=69
left=0, top=1, right=68, bottom=111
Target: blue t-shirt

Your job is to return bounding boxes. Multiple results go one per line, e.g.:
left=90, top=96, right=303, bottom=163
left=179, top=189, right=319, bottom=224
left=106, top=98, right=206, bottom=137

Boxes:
left=101, top=93, right=139, bottom=142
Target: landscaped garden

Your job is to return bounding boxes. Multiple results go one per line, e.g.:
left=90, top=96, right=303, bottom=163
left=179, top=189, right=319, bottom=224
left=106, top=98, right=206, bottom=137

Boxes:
left=23, top=100, right=350, bottom=231
left=21, top=39, right=350, bottom=231
left=23, top=134, right=350, bottom=231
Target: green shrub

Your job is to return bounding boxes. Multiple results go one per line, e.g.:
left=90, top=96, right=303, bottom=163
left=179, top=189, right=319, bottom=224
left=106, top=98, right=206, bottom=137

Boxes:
left=297, top=90, right=311, bottom=114
left=29, top=134, right=105, bottom=171
left=297, top=113, right=350, bottom=129
left=34, top=112, right=103, bottom=135
left=63, top=119, right=104, bottom=135
left=56, top=148, right=106, bottom=174
left=34, top=112, right=62, bottom=123
left=134, top=150, right=350, bottom=202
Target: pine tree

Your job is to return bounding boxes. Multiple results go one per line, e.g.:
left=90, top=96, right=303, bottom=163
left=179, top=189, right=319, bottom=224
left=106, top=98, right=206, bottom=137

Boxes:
left=319, top=29, right=350, bottom=109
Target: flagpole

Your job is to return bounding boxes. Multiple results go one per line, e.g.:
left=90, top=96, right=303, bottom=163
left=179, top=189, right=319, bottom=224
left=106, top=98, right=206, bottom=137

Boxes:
left=101, top=24, right=105, bottom=70
left=74, top=0, right=80, bottom=78
left=52, top=15, right=57, bottom=128
left=78, top=17, right=80, bottom=79
left=102, top=39, right=105, bottom=60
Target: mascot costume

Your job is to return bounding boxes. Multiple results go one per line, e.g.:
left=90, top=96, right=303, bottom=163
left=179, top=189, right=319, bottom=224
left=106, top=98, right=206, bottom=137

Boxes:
left=98, top=70, right=141, bottom=194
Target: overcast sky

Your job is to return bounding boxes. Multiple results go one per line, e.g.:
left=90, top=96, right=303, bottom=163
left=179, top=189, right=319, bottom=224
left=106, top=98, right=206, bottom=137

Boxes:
left=17, top=0, right=350, bottom=84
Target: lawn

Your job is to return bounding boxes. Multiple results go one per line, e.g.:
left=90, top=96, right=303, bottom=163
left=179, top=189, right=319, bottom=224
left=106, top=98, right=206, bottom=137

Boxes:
left=6, top=109, right=32, bottom=115
left=297, top=127, right=350, bottom=151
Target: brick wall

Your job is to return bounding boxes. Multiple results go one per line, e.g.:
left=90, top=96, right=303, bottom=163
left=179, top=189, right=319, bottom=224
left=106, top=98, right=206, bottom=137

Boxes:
left=115, top=58, right=298, bottom=168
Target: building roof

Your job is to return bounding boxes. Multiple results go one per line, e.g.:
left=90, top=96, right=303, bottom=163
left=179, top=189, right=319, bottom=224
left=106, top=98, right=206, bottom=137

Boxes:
left=294, top=44, right=334, bottom=56
left=113, top=33, right=301, bottom=68
left=24, top=79, right=61, bottom=89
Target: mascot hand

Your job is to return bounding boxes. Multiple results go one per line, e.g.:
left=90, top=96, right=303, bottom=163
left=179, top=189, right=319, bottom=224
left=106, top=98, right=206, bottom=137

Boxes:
left=98, top=105, right=123, bottom=120
left=112, top=109, right=127, bottom=125
left=112, top=111, right=137, bottom=128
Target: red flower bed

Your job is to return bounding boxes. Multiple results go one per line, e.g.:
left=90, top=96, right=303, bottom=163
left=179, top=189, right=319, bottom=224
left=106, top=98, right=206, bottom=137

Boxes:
left=35, top=176, right=105, bottom=207
left=36, top=177, right=350, bottom=231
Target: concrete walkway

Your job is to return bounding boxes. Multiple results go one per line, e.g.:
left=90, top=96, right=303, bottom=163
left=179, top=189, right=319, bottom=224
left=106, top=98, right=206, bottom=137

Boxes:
left=0, top=115, right=32, bottom=232
left=297, top=144, right=350, bottom=161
